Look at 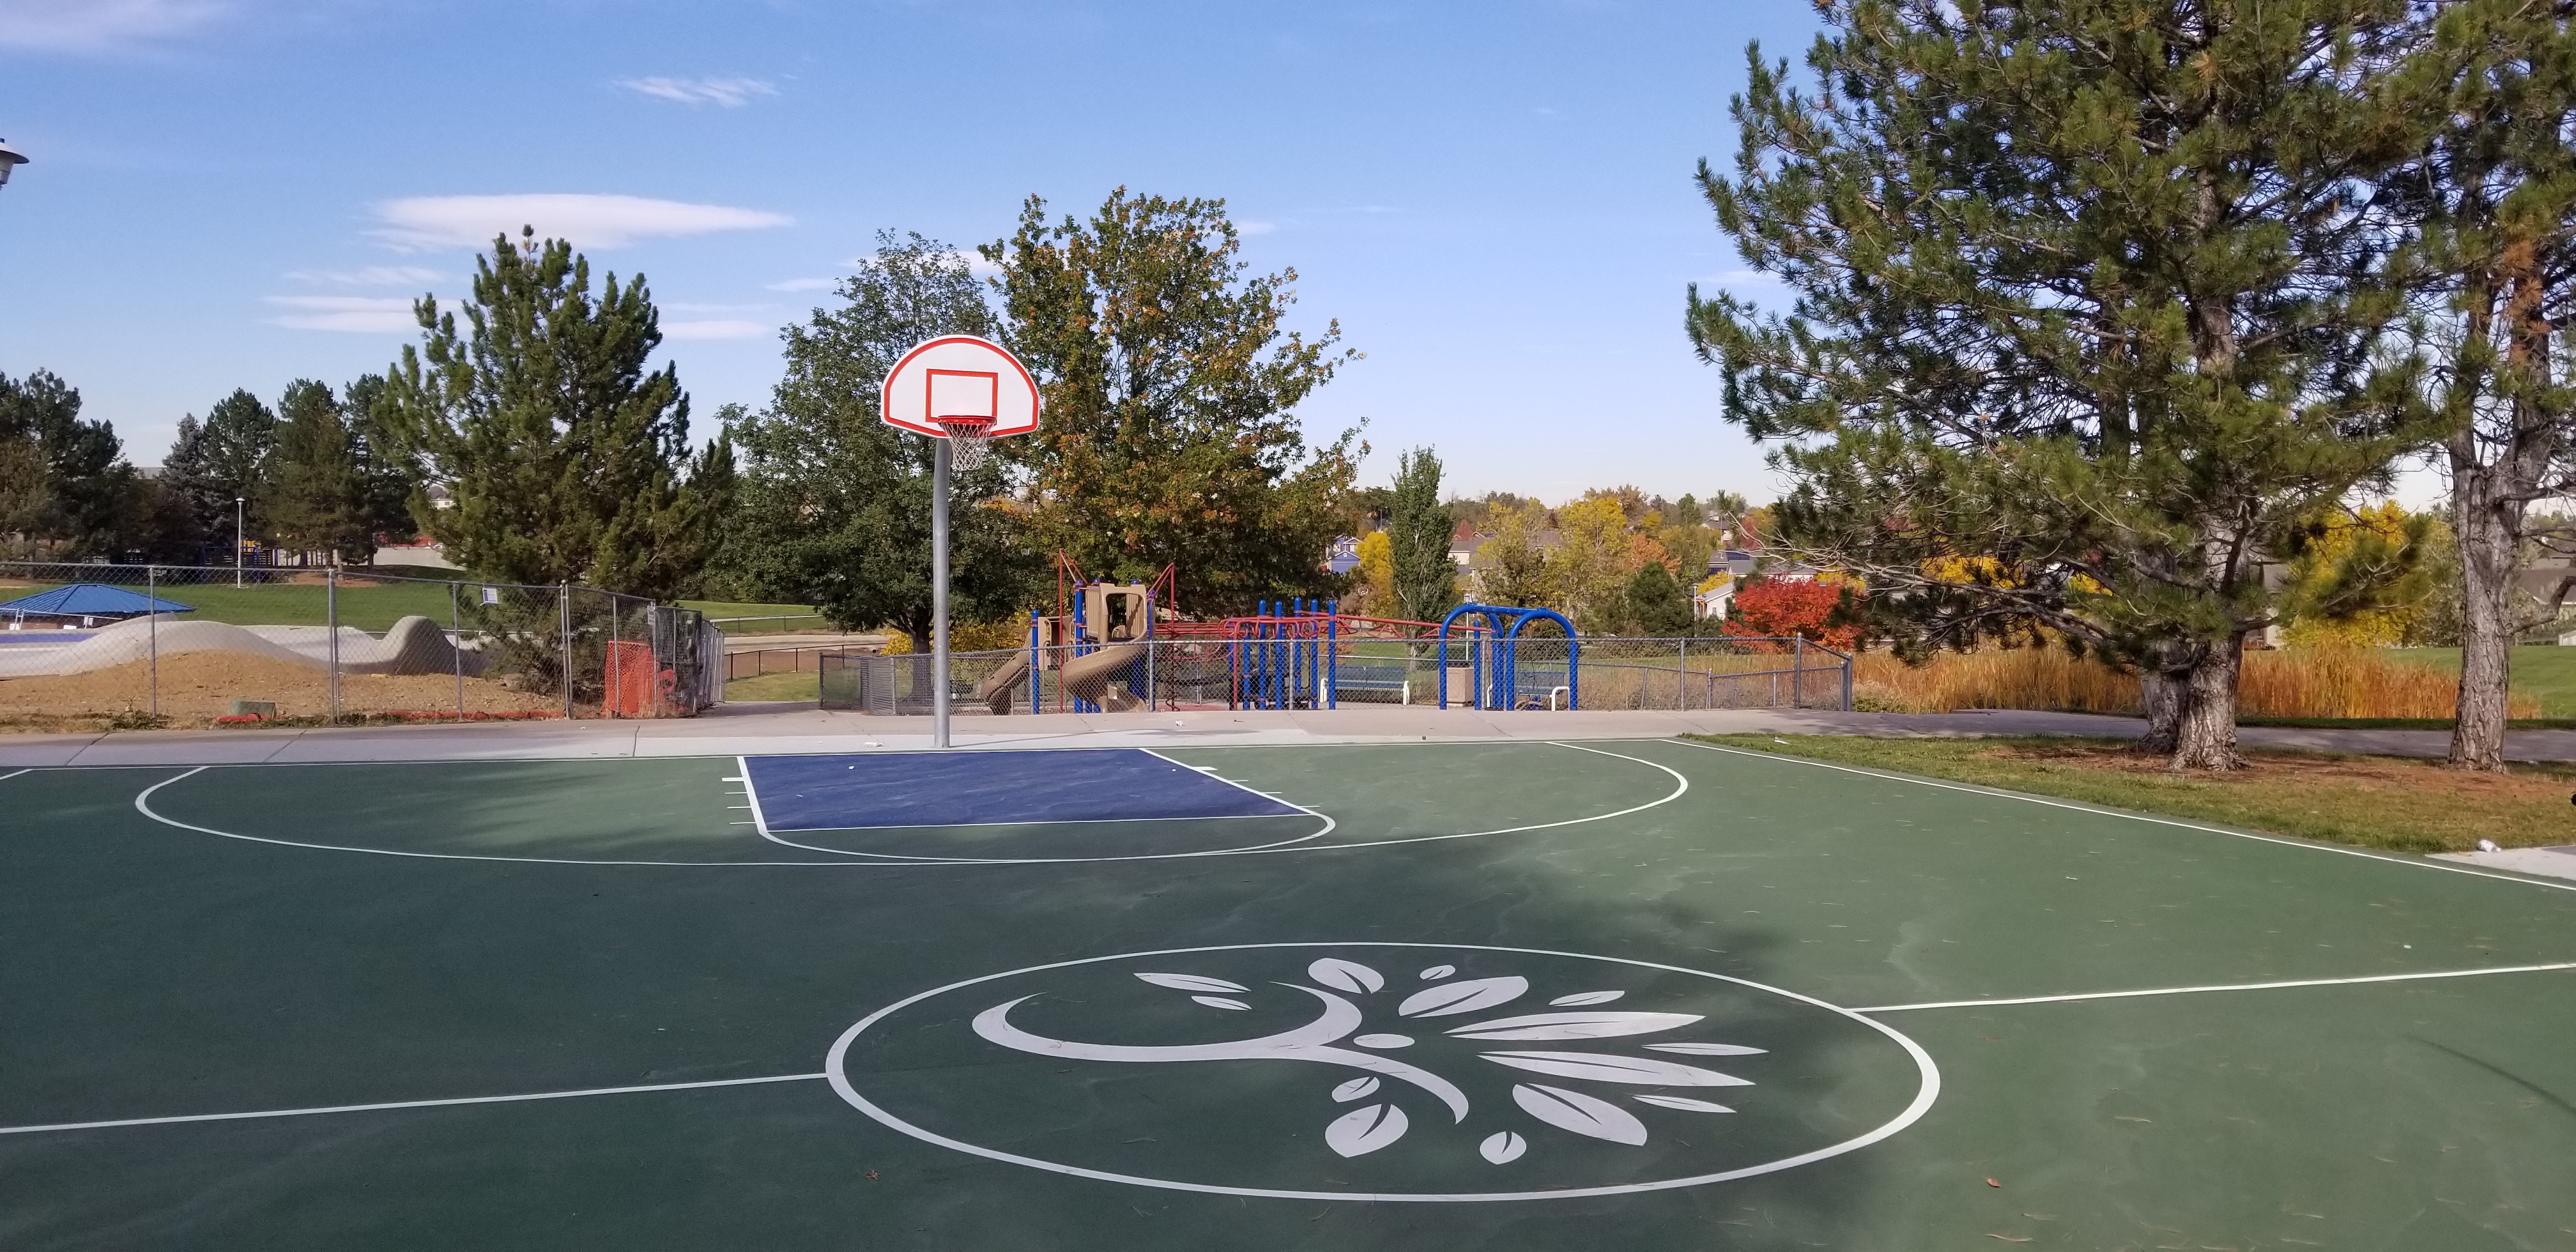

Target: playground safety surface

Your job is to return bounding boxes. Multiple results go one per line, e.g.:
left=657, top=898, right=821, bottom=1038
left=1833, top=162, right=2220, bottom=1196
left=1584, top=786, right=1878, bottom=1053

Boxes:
left=4, top=738, right=2573, bottom=1249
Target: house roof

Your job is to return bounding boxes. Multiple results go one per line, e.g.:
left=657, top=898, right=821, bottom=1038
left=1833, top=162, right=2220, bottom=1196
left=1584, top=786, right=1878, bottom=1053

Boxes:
left=0, top=583, right=195, bottom=617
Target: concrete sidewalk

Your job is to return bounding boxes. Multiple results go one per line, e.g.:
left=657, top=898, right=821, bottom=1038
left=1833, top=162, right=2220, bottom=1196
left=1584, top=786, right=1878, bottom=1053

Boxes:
left=5, top=703, right=2572, bottom=767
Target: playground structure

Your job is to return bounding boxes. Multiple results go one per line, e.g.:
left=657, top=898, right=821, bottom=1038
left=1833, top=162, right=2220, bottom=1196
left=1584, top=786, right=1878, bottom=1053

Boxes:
left=819, top=562, right=1856, bottom=716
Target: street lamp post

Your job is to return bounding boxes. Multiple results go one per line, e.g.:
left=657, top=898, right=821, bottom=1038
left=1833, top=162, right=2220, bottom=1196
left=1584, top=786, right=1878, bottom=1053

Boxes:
left=0, top=140, right=27, bottom=189
left=234, top=498, right=245, bottom=588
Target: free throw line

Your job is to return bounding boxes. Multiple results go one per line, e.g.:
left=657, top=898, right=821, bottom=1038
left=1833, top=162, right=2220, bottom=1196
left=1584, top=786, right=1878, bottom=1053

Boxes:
left=1856, top=960, right=2576, bottom=1013
left=0, top=1072, right=828, bottom=1137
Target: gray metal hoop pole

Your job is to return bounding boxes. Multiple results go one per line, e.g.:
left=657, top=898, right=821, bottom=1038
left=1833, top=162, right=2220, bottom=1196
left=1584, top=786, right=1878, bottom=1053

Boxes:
left=931, top=437, right=952, bottom=749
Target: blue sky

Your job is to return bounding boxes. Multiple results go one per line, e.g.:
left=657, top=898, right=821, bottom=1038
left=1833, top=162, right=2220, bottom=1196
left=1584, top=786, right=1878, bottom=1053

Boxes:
left=0, top=1, right=1830, bottom=507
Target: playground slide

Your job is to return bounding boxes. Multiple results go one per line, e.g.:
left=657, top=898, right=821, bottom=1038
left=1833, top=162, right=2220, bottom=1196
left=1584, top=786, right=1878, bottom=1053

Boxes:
left=1060, top=640, right=1148, bottom=712
left=976, top=652, right=1032, bottom=715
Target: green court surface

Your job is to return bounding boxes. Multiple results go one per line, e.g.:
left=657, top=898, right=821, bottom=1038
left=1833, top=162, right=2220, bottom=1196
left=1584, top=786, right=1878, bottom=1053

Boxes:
left=4, top=740, right=2573, bottom=1249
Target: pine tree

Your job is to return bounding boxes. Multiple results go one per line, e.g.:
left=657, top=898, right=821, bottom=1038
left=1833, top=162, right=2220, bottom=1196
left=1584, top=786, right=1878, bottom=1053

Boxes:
left=264, top=379, right=369, bottom=560
left=169, top=388, right=277, bottom=547
left=2383, top=0, right=2576, bottom=770
left=1690, top=0, right=2442, bottom=768
left=343, top=373, right=424, bottom=556
left=0, top=369, right=144, bottom=558
left=1386, top=447, right=1459, bottom=624
left=383, top=228, right=732, bottom=597
left=715, top=232, right=1039, bottom=639
left=1623, top=559, right=1694, bottom=636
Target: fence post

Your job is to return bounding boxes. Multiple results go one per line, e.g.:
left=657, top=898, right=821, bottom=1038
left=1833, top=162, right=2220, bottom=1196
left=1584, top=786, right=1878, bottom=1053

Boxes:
left=1325, top=599, right=1337, bottom=710
left=559, top=583, right=572, bottom=721
left=1146, top=597, right=1160, bottom=713
left=1793, top=634, right=1804, bottom=709
left=327, top=567, right=341, bottom=722
left=146, top=564, right=158, bottom=721
left=1676, top=637, right=1686, bottom=712
left=1843, top=648, right=1854, bottom=711
left=450, top=581, right=464, bottom=722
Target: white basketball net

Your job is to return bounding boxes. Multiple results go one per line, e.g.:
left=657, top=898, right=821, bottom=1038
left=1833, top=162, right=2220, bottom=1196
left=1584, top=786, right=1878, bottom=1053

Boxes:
left=934, top=415, right=997, bottom=471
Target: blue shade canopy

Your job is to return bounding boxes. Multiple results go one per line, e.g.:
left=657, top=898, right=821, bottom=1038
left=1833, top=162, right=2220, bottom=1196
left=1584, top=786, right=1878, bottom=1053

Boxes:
left=0, top=583, right=194, bottom=617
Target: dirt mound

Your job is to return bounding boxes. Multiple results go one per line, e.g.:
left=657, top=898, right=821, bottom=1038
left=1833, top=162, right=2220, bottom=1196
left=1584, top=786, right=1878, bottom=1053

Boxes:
left=0, top=651, right=555, bottom=728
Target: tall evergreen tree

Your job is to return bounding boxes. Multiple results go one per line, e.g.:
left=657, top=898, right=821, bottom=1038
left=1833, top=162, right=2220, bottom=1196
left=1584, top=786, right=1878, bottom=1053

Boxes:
left=263, top=378, right=367, bottom=559
left=984, top=189, right=1363, bottom=613
left=2384, top=0, right=2576, bottom=771
left=383, top=228, right=733, bottom=597
left=155, top=415, right=218, bottom=552
left=716, top=232, right=1040, bottom=639
left=1690, top=0, right=2440, bottom=768
left=164, top=388, right=278, bottom=547
left=0, top=369, right=144, bottom=558
left=343, top=372, right=424, bottom=555
left=1386, top=447, right=1459, bottom=624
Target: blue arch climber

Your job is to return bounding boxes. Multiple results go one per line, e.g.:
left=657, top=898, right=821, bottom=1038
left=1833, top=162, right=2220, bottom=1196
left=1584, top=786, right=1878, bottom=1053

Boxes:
left=1436, top=603, right=1578, bottom=710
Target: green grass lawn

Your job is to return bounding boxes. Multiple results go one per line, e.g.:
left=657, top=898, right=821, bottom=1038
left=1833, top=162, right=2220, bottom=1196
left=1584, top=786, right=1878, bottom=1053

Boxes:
left=2389, top=644, right=2576, bottom=717
left=2, top=579, right=827, bottom=637
left=3, top=578, right=466, bottom=632
left=676, top=600, right=829, bottom=634
left=1689, top=732, right=2576, bottom=854
left=722, top=670, right=820, bottom=701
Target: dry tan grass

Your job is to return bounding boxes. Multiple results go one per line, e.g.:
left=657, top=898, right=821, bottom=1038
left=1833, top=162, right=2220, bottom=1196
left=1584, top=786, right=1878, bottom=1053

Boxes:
left=1852, top=645, right=2539, bottom=721
left=0, top=652, right=558, bottom=730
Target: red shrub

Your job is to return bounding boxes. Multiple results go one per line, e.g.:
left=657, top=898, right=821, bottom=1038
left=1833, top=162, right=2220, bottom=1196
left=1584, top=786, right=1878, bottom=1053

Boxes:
left=1722, top=577, right=1861, bottom=651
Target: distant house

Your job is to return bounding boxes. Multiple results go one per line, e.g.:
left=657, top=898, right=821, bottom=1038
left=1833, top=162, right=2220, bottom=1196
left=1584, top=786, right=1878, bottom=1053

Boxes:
left=1692, top=578, right=1735, bottom=620
left=1324, top=536, right=1363, bottom=576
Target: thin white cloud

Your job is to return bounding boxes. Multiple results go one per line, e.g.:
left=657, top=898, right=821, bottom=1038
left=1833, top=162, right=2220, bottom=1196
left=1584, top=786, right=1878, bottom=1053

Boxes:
left=369, top=194, right=792, bottom=251
left=284, top=265, right=446, bottom=287
left=616, top=77, right=778, bottom=107
left=765, top=277, right=838, bottom=292
left=264, top=295, right=418, bottom=334
left=0, top=0, right=223, bottom=51
left=1237, top=220, right=1277, bottom=236
left=663, top=319, right=772, bottom=340
left=661, top=301, right=769, bottom=315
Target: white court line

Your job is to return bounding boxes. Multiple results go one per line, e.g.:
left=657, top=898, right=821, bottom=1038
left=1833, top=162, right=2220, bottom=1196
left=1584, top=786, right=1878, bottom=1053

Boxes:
left=0, top=1072, right=827, bottom=1136
left=1856, top=961, right=2576, bottom=1013
left=736, top=755, right=776, bottom=841
left=134, top=744, right=1688, bottom=867
left=0, top=767, right=29, bottom=784
left=1672, top=738, right=2576, bottom=896
left=134, top=768, right=893, bottom=867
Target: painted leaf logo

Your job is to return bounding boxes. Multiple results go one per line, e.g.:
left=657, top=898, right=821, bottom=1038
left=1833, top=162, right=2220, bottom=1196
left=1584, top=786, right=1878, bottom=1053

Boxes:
left=827, top=943, right=1938, bottom=1201
left=969, top=956, right=1763, bottom=1164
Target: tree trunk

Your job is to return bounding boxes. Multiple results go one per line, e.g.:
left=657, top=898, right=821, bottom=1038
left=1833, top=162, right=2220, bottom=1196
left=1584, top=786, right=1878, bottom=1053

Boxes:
left=2138, top=664, right=2182, bottom=755
left=2168, top=636, right=2244, bottom=772
left=2449, top=465, right=2519, bottom=772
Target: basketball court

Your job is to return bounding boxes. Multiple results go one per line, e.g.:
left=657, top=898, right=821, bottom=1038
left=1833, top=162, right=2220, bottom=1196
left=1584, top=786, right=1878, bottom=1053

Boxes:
left=4, top=737, right=2573, bottom=1249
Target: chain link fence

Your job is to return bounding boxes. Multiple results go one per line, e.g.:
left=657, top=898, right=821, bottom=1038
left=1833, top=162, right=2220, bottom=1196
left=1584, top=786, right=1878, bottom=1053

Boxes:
left=0, top=561, right=721, bottom=731
left=816, top=635, right=1851, bottom=715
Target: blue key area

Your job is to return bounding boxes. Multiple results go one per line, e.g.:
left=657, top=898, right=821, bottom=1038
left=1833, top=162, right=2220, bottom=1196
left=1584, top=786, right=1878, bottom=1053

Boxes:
left=744, top=748, right=1303, bottom=831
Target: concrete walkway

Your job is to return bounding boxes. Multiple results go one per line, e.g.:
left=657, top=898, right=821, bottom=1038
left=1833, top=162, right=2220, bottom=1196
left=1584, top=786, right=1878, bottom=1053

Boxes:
left=5, top=703, right=2573, bottom=767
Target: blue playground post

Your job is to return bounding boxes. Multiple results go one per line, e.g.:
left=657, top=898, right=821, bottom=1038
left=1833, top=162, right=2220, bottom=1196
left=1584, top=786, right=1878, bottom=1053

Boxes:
left=1029, top=610, right=1041, bottom=715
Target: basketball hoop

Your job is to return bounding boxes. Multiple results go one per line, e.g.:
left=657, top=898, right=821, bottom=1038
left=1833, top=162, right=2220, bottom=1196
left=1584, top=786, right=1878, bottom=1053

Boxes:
left=934, top=413, right=998, bottom=471
left=881, top=334, right=1041, bottom=750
